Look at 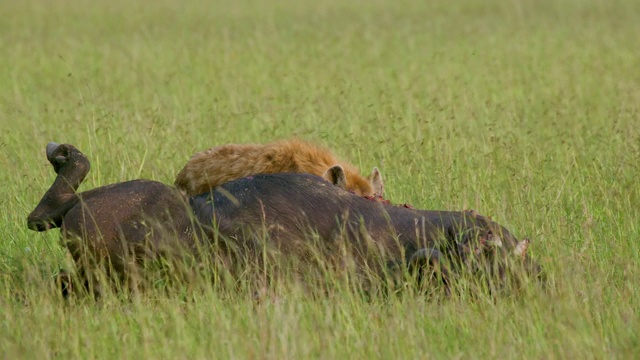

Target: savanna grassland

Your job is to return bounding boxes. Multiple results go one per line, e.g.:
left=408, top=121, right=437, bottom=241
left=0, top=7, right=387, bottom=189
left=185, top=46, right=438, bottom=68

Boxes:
left=1, top=0, right=639, bottom=358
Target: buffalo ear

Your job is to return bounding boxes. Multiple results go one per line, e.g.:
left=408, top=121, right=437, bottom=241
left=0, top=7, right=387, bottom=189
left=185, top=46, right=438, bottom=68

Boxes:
left=368, top=167, right=384, bottom=196
left=323, top=165, right=347, bottom=190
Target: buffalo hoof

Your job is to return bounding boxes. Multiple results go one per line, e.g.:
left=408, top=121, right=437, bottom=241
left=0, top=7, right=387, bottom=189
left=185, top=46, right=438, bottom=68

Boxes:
left=46, top=142, right=60, bottom=159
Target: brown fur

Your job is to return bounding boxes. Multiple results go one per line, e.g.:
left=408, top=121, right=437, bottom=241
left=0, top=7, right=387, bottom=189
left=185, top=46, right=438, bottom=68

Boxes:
left=174, top=139, right=384, bottom=197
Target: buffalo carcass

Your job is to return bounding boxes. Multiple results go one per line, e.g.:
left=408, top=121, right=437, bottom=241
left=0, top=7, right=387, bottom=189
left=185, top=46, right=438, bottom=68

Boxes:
left=27, top=142, right=541, bottom=296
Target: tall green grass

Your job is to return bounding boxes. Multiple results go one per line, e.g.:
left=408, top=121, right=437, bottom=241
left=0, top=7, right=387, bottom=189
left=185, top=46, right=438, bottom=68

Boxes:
left=1, top=0, right=639, bottom=358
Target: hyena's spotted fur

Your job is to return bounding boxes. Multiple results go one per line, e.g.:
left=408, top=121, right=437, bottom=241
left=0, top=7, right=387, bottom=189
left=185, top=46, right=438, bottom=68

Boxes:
left=174, top=139, right=384, bottom=197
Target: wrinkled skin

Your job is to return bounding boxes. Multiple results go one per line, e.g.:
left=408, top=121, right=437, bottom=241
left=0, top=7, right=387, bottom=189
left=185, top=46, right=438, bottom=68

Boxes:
left=27, top=143, right=542, bottom=297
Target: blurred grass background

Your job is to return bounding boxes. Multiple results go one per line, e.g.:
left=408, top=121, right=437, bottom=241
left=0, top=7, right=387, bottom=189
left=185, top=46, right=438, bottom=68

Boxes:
left=1, top=0, right=639, bottom=358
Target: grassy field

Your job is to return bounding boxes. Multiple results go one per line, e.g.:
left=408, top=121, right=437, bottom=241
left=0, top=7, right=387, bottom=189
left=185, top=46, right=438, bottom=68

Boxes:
left=1, top=0, right=639, bottom=358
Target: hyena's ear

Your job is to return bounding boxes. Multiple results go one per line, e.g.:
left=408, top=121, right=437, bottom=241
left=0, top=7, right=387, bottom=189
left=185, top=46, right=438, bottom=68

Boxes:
left=368, top=167, right=384, bottom=196
left=323, top=165, right=347, bottom=190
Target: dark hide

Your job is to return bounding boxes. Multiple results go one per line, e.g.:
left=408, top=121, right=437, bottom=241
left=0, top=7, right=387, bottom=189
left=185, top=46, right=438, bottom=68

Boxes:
left=192, top=174, right=542, bottom=288
left=27, top=143, right=542, bottom=296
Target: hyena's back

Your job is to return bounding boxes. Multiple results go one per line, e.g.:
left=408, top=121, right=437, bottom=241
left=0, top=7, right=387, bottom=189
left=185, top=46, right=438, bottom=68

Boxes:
left=174, top=139, right=383, bottom=197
